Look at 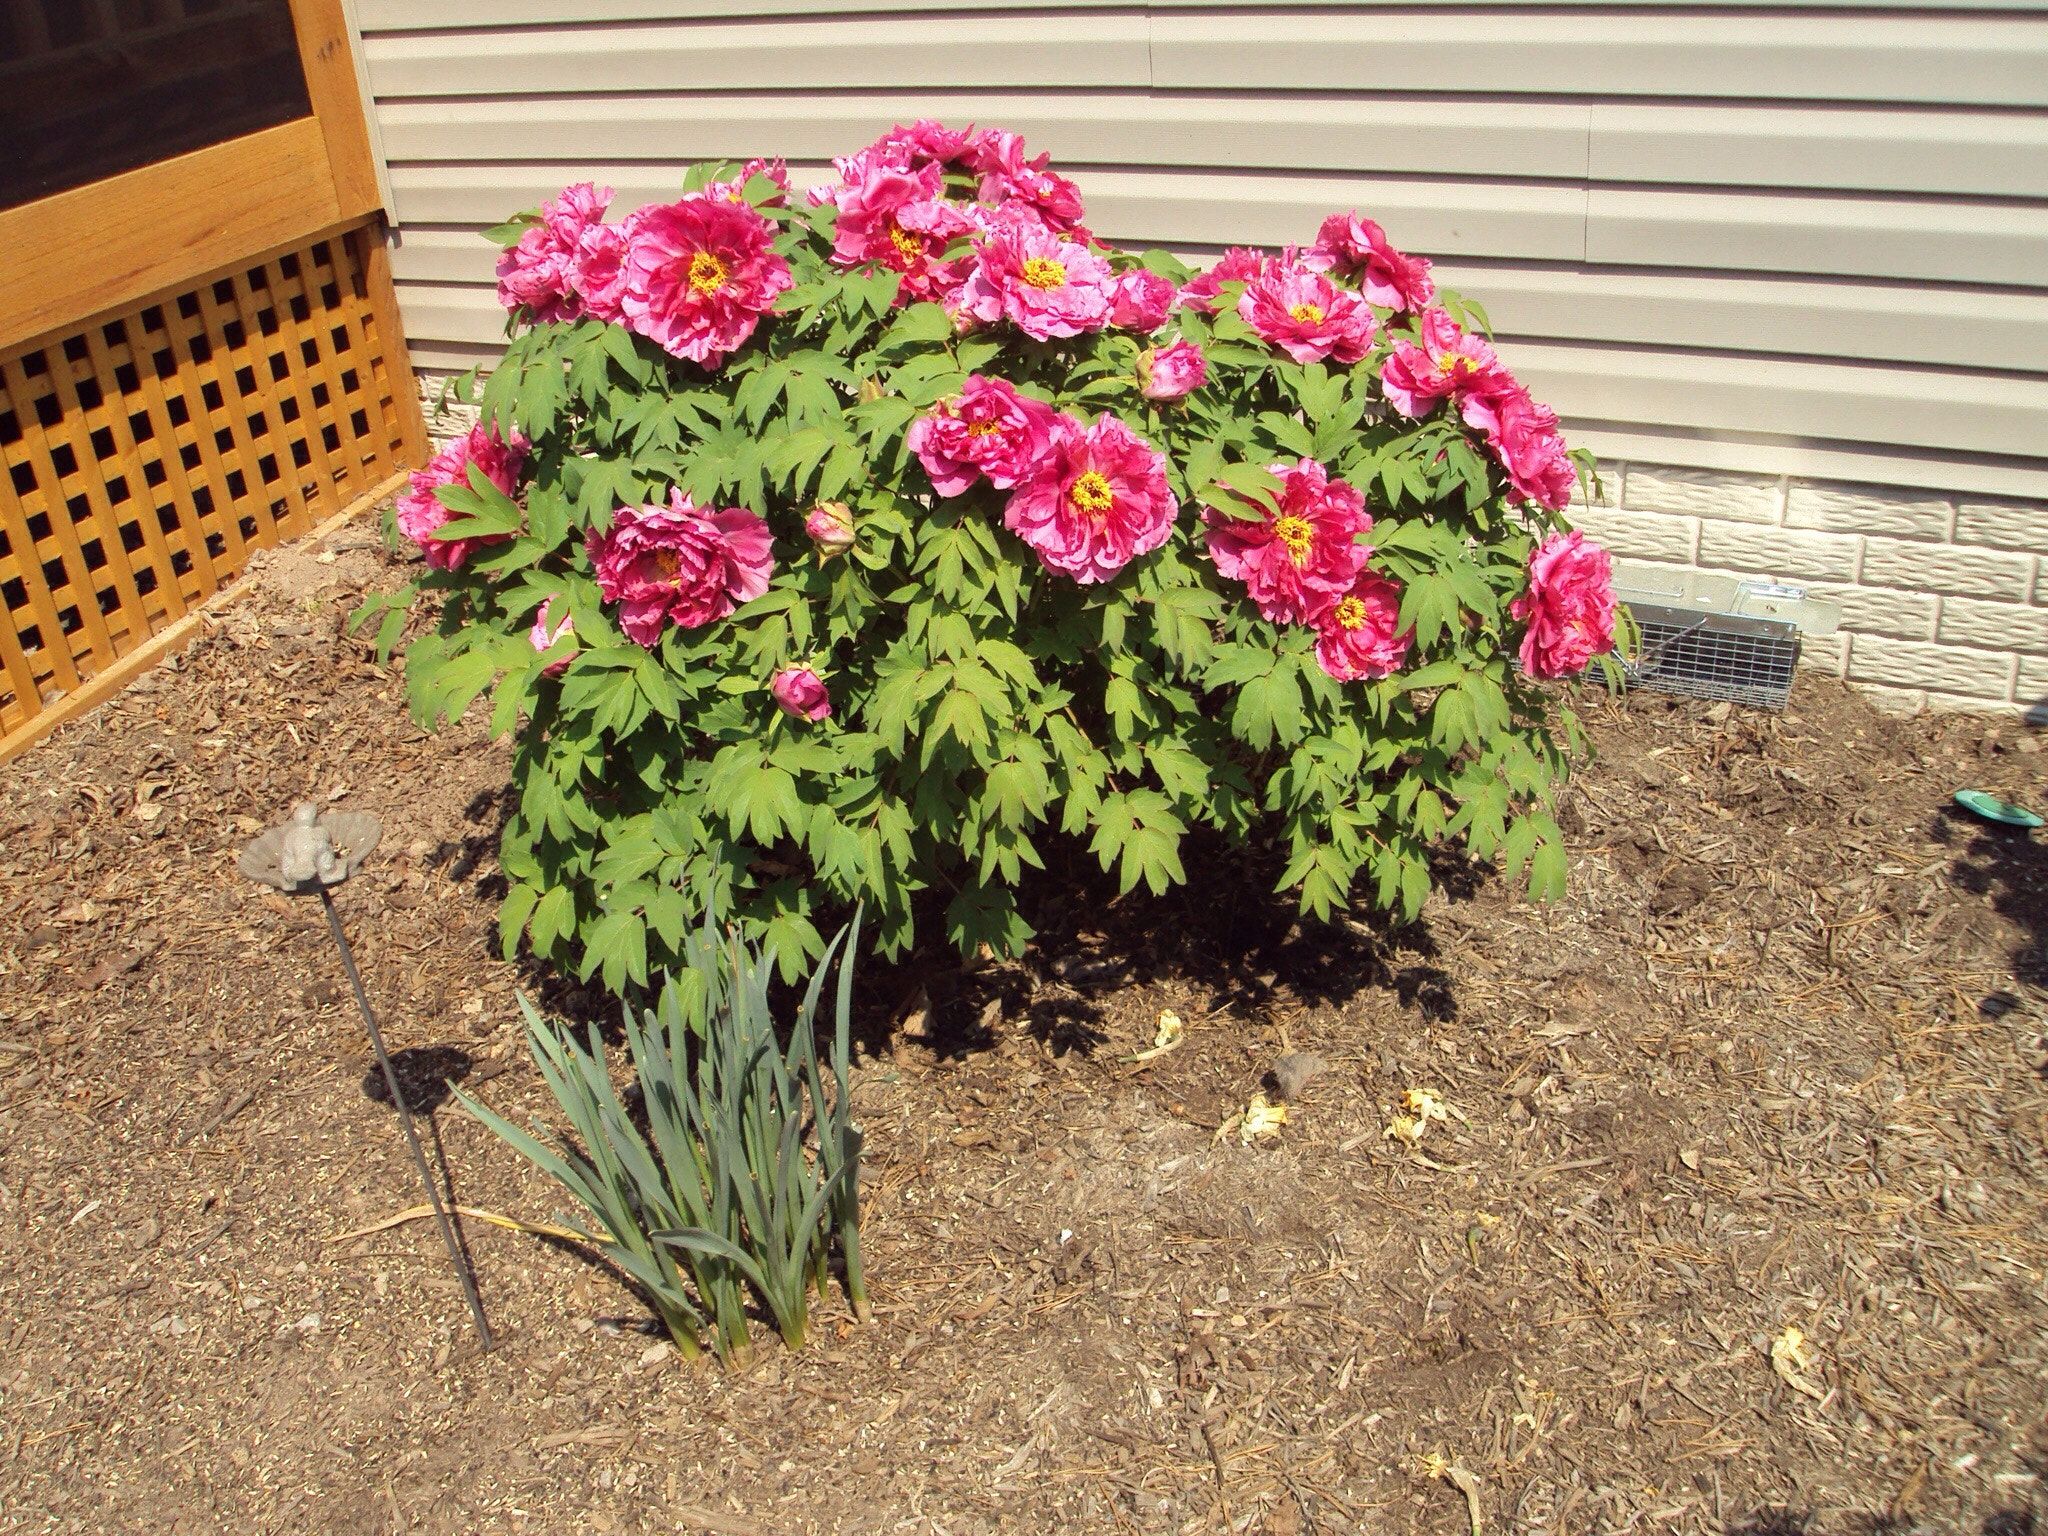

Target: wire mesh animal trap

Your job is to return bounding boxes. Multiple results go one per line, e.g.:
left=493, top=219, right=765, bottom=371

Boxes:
left=1613, top=566, right=1841, bottom=712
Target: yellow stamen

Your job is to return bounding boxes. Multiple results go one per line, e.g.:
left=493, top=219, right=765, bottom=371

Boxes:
left=651, top=548, right=684, bottom=585
left=1020, top=256, right=1067, bottom=290
left=1271, top=515, right=1315, bottom=566
left=687, top=250, right=728, bottom=295
left=1333, top=594, right=1368, bottom=630
left=887, top=222, right=925, bottom=263
left=966, top=418, right=1004, bottom=437
left=1067, top=471, right=1114, bottom=518
left=1288, top=303, right=1325, bottom=325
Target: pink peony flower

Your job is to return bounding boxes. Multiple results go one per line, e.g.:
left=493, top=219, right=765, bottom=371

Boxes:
left=1314, top=571, right=1412, bottom=682
left=893, top=199, right=984, bottom=302
left=570, top=219, right=631, bottom=325
left=585, top=490, right=774, bottom=646
left=529, top=597, right=576, bottom=676
left=814, top=121, right=978, bottom=210
left=815, top=123, right=1087, bottom=239
left=1110, top=269, right=1178, bottom=332
left=1178, top=247, right=1273, bottom=314
left=496, top=182, right=613, bottom=324
left=1379, top=307, right=1508, bottom=418
left=1004, top=415, right=1177, bottom=584
left=1469, top=384, right=1578, bottom=511
left=956, top=221, right=1115, bottom=340
left=958, top=126, right=1018, bottom=178
left=908, top=376, right=1062, bottom=497
left=542, top=182, right=613, bottom=244
left=968, top=129, right=1089, bottom=235
left=1510, top=531, right=1616, bottom=679
left=805, top=501, right=857, bottom=561
left=830, top=160, right=980, bottom=304
left=395, top=424, right=529, bottom=571
left=1138, top=339, right=1207, bottom=401
left=770, top=667, right=832, bottom=722
left=1204, top=458, right=1372, bottom=626
left=620, top=193, right=792, bottom=368
left=499, top=225, right=581, bottom=321
left=880, top=119, right=978, bottom=171
left=1313, top=212, right=1436, bottom=313
left=1238, top=267, right=1378, bottom=366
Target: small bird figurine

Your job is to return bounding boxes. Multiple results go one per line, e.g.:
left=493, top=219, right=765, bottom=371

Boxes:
left=277, top=803, right=345, bottom=887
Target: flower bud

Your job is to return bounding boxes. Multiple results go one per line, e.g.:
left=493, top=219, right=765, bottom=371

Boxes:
left=804, top=501, right=856, bottom=561
left=770, top=667, right=832, bottom=722
left=1138, top=338, right=1208, bottom=402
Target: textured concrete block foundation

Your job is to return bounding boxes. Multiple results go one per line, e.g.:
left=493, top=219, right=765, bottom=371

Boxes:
left=1593, top=458, right=2043, bottom=711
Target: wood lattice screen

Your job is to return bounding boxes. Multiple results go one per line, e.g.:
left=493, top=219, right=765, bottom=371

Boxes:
left=0, top=224, right=412, bottom=735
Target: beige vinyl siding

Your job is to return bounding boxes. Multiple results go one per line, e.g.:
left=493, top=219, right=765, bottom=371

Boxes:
left=360, top=3, right=2048, bottom=501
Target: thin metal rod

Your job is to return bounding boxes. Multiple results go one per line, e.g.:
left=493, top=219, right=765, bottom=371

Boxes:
left=320, top=888, right=493, bottom=1351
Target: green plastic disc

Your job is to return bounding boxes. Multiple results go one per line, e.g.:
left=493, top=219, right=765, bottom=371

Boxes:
left=1954, top=788, right=2044, bottom=829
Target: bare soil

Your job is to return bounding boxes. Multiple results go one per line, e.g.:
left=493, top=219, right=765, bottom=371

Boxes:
left=2, top=523, right=2046, bottom=1536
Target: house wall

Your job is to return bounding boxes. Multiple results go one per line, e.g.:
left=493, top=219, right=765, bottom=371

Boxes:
left=353, top=0, right=2048, bottom=716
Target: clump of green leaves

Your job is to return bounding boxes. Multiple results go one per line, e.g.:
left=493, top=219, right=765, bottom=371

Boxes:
left=456, top=911, right=866, bottom=1361
left=373, top=157, right=1606, bottom=992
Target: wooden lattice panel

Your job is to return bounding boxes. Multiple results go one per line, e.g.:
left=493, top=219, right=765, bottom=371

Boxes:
left=0, top=225, right=411, bottom=733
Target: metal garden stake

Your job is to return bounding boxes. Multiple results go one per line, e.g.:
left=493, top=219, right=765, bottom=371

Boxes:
left=239, top=803, right=493, bottom=1350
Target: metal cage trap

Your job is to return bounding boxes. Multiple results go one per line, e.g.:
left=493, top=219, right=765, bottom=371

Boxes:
left=1612, top=566, right=1841, bottom=712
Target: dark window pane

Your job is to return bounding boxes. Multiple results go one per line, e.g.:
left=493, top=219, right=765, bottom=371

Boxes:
left=0, top=0, right=310, bottom=211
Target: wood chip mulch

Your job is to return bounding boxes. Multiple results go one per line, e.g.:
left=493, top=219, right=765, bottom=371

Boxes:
left=0, top=527, right=2044, bottom=1536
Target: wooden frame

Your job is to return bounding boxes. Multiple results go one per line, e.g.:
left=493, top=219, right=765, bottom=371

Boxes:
left=0, top=0, right=387, bottom=356
left=0, top=0, right=429, bottom=747
left=0, top=227, right=423, bottom=734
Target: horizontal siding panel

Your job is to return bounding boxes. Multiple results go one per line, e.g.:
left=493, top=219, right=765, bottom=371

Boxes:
left=1079, top=169, right=1586, bottom=259
left=1568, top=427, right=2048, bottom=503
left=363, top=2, right=2048, bottom=503
left=364, top=15, right=1153, bottom=96
left=1152, top=12, right=2048, bottom=107
left=1589, top=104, right=2048, bottom=200
left=385, top=163, right=810, bottom=225
left=363, top=0, right=2048, bottom=26
left=392, top=281, right=2048, bottom=459
left=410, top=340, right=504, bottom=374
left=378, top=94, right=2048, bottom=206
left=361, top=1, right=1131, bottom=21
left=377, top=93, right=1592, bottom=181
left=395, top=281, right=2048, bottom=497
left=371, top=11, right=2048, bottom=107
left=390, top=226, right=2048, bottom=376
left=1433, top=265, right=2048, bottom=376
left=1587, top=188, right=2048, bottom=288
left=1502, top=339, right=2048, bottom=461
left=385, top=163, right=1590, bottom=261
left=391, top=285, right=507, bottom=352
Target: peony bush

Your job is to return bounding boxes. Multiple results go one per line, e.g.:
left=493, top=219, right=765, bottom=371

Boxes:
left=364, top=123, right=1620, bottom=990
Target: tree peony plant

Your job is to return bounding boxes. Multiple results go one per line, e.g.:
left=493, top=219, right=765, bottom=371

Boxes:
left=367, top=129, right=1619, bottom=990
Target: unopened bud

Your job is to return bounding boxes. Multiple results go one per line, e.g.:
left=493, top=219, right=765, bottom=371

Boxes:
left=805, top=501, right=856, bottom=561
left=1137, top=338, right=1207, bottom=402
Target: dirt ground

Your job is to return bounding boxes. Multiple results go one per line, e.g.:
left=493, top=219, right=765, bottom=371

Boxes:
left=2, top=522, right=2045, bottom=1536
